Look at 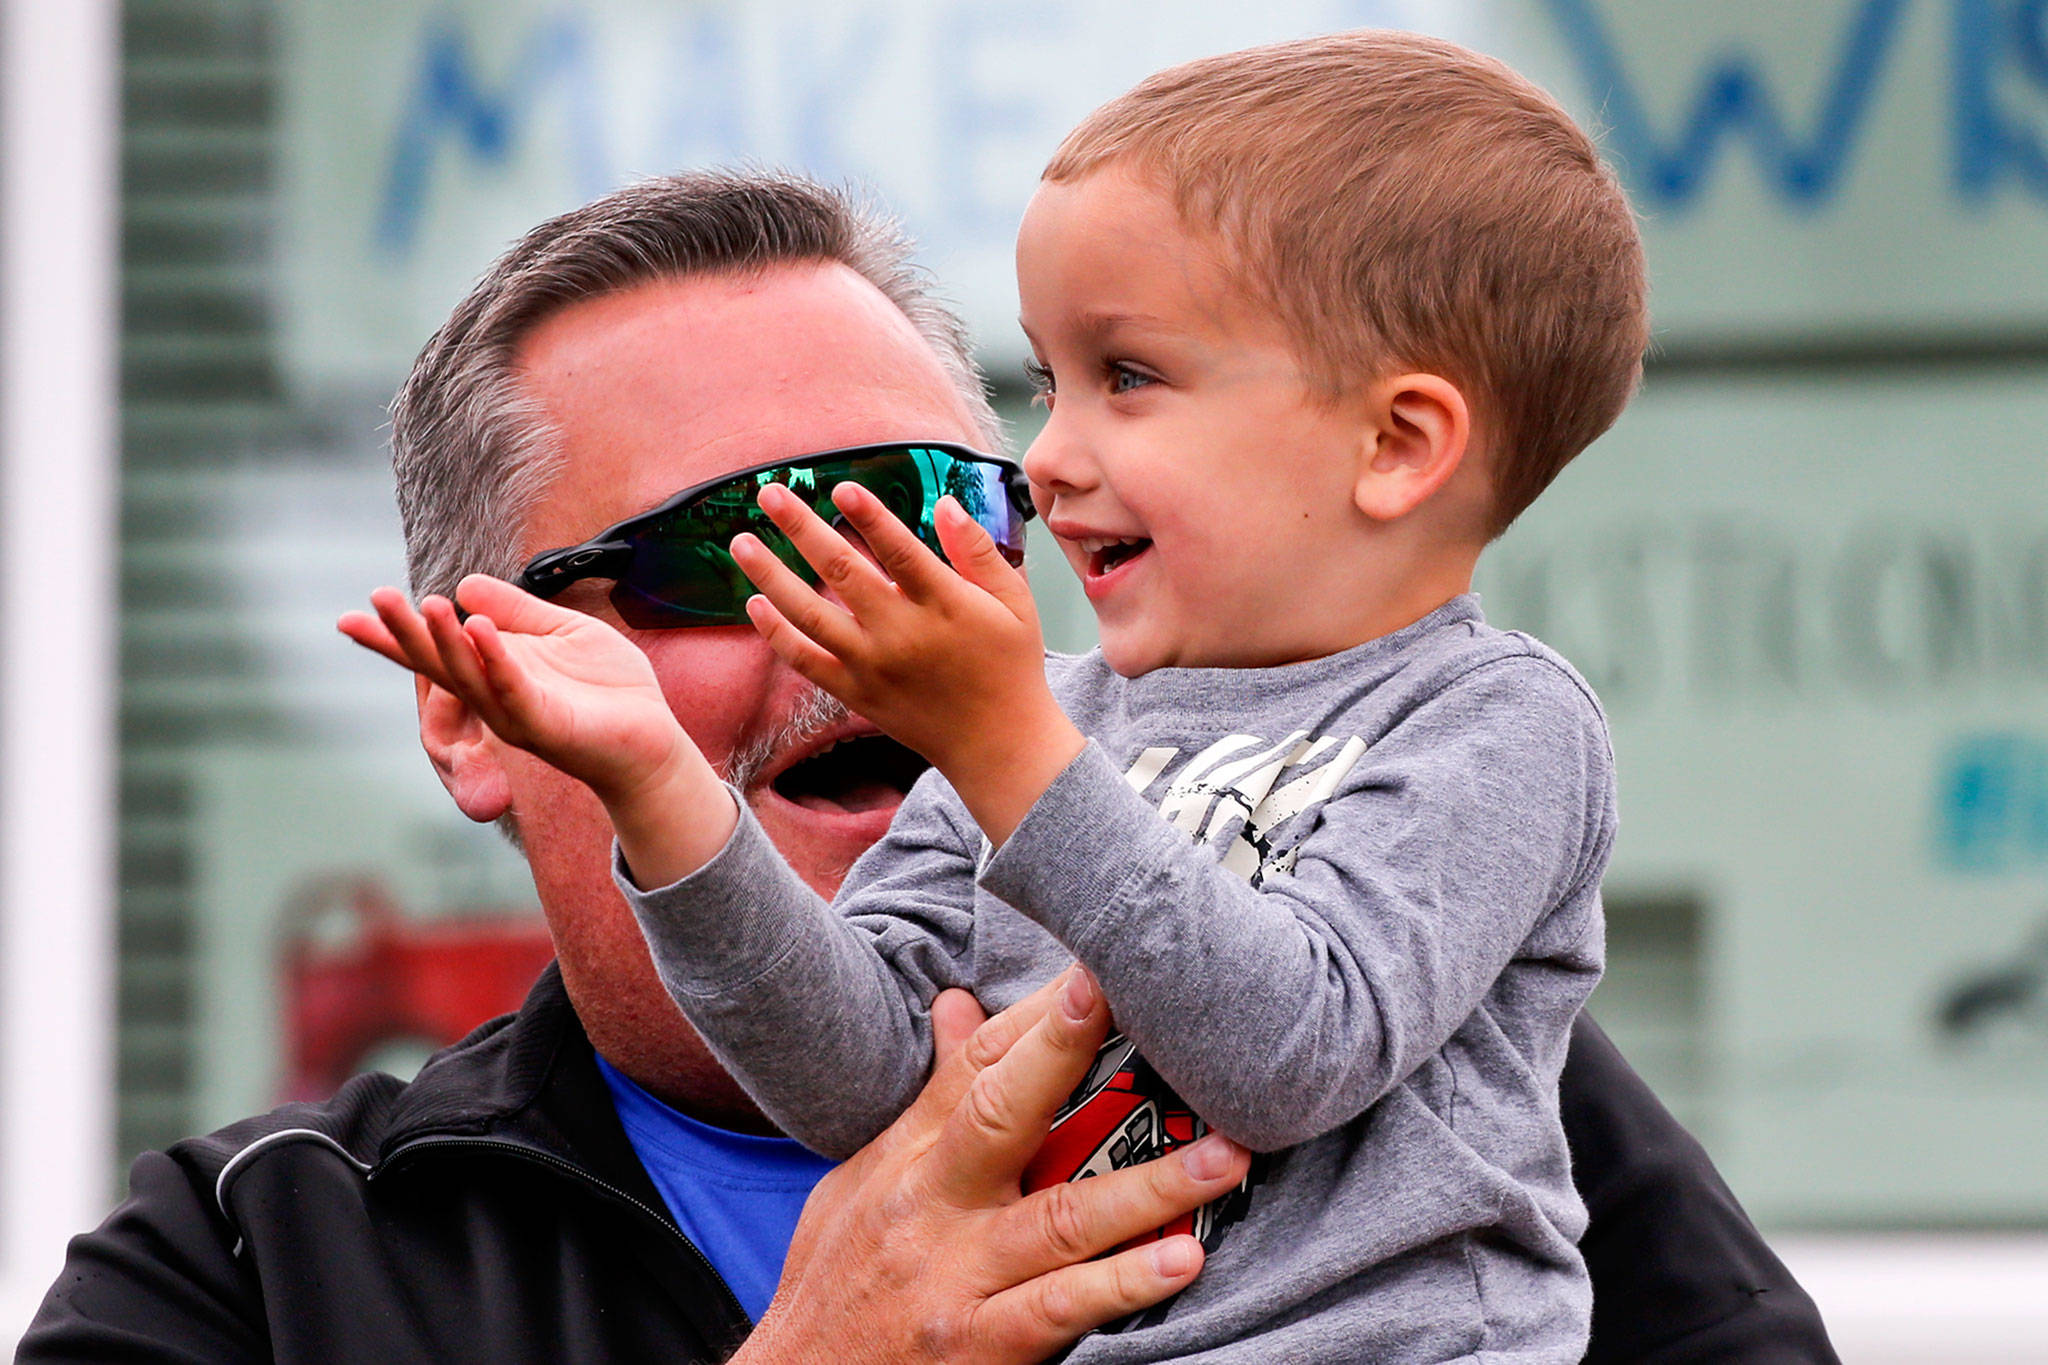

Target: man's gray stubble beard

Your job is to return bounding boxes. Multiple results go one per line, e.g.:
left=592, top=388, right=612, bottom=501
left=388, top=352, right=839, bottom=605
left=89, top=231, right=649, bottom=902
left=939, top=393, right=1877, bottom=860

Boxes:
left=491, top=684, right=849, bottom=852
left=723, top=684, right=852, bottom=797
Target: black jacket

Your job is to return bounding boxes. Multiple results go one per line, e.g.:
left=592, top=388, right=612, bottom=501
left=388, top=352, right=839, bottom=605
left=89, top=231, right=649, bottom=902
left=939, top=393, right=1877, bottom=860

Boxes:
left=21, top=966, right=1836, bottom=1363
left=1564, top=1021, right=1840, bottom=1364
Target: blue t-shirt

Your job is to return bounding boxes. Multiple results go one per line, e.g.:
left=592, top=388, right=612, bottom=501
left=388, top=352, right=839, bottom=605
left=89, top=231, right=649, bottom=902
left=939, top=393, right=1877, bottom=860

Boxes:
left=596, top=1053, right=835, bottom=1321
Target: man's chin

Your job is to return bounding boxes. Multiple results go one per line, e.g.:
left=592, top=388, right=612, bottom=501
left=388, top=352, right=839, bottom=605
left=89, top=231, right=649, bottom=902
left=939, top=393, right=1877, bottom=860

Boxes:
left=751, top=786, right=905, bottom=899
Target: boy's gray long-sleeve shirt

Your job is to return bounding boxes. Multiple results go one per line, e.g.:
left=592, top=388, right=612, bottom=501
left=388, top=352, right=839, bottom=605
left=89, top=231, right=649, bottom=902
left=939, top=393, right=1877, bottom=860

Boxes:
left=625, top=597, right=1613, bottom=1363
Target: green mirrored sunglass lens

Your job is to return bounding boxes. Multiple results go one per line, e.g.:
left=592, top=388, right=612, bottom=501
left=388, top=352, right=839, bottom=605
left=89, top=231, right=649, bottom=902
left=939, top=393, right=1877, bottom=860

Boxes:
left=610, top=448, right=1024, bottom=626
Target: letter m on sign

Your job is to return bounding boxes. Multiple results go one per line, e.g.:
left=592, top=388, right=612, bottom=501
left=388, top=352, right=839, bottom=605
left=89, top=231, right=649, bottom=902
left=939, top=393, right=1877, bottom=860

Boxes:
left=376, top=11, right=608, bottom=255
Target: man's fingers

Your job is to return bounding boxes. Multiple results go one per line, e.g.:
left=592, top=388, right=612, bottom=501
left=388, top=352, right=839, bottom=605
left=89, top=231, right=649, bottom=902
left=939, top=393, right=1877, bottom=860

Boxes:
left=829, top=482, right=954, bottom=601
left=995, top=1132, right=1250, bottom=1284
left=931, top=987, right=991, bottom=1058
left=929, top=967, right=1112, bottom=1203
left=896, top=989, right=998, bottom=1134
left=731, top=532, right=865, bottom=661
left=974, top=1236, right=1203, bottom=1363
left=960, top=975, right=1063, bottom=1075
left=908, top=982, right=1058, bottom=1131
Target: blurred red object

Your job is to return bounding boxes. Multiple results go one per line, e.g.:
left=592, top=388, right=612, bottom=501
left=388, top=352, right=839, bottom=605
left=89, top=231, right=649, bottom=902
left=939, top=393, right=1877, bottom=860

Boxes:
left=1021, top=1032, right=1249, bottom=1249
left=279, top=876, right=553, bottom=1100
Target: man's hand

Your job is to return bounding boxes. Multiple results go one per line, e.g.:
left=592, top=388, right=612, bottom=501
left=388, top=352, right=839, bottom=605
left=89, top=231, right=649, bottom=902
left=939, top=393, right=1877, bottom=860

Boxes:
left=337, top=576, right=737, bottom=886
left=733, top=484, right=1086, bottom=844
left=740, top=970, right=1251, bottom=1364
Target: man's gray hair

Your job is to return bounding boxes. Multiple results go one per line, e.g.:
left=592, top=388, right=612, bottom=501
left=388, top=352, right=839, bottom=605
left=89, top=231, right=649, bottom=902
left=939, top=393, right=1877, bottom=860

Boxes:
left=391, top=169, right=1002, bottom=600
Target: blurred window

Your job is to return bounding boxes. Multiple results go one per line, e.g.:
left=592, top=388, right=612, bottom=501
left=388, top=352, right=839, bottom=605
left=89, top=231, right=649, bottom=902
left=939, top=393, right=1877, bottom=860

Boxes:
left=115, top=0, right=2048, bottom=1245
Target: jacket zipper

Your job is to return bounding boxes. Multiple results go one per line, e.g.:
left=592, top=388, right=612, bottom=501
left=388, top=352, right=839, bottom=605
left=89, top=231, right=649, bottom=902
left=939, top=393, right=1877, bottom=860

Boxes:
left=372, top=1134, right=751, bottom=1328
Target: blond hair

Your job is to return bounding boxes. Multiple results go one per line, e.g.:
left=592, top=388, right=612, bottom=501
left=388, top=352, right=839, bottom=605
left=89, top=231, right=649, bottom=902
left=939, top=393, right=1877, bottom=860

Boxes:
left=1045, top=30, right=1648, bottom=536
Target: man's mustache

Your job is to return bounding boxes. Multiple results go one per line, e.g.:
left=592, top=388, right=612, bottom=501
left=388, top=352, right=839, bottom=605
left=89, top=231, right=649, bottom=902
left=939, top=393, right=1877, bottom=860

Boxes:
left=724, top=685, right=852, bottom=795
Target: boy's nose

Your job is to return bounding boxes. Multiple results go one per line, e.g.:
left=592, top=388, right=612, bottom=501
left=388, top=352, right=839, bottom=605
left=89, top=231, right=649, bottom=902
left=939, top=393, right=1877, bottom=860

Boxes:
left=1022, top=422, right=1099, bottom=500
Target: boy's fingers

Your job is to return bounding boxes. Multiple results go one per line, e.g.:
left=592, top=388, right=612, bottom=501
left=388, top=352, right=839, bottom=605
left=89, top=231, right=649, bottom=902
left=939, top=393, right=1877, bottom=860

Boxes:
left=463, top=615, right=547, bottom=727
left=422, top=595, right=513, bottom=731
left=829, top=482, right=954, bottom=601
left=368, top=588, right=458, bottom=692
left=742, top=594, right=856, bottom=698
left=934, top=498, right=1036, bottom=619
left=928, top=967, right=1112, bottom=1204
left=731, top=533, right=864, bottom=659
left=976, top=1237, right=1203, bottom=1361
left=756, top=485, right=898, bottom=617
left=338, top=610, right=414, bottom=672
left=453, top=573, right=583, bottom=636
left=992, top=1133, right=1249, bottom=1285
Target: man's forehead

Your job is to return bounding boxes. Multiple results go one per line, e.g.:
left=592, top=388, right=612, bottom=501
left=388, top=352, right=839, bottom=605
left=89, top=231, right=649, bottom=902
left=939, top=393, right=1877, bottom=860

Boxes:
left=513, top=262, right=981, bottom=540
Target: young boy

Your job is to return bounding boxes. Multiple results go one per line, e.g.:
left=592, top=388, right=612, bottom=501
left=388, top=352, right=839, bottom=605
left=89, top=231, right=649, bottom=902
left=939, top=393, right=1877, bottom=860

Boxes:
left=349, top=30, right=1646, bottom=1362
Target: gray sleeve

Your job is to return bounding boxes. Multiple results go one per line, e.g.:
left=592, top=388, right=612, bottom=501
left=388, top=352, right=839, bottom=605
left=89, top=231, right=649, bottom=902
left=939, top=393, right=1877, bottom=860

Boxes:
left=978, top=657, right=1614, bottom=1152
left=620, top=771, right=981, bottom=1159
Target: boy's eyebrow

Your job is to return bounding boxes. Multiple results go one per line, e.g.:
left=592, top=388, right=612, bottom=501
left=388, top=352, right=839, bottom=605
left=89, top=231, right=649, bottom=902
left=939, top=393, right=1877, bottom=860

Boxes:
left=1015, top=311, right=1179, bottom=343
left=1078, top=309, right=1171, bottom=334
left=1015, top=310, right=1183, bottom=351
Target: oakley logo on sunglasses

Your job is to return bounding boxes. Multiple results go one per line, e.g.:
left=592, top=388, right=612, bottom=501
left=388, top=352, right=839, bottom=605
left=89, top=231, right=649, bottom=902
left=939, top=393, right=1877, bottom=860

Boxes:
left=516, top=441, right=1034, bottom=629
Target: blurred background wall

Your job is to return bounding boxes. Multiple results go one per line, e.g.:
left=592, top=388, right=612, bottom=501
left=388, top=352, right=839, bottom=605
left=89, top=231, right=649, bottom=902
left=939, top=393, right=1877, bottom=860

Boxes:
left=4, top=0, right=2047, bottom=1356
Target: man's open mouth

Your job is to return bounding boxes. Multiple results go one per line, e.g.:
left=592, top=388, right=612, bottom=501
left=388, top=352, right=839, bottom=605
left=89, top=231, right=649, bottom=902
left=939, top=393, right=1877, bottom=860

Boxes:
left=771, top=733, right=929, bottom=814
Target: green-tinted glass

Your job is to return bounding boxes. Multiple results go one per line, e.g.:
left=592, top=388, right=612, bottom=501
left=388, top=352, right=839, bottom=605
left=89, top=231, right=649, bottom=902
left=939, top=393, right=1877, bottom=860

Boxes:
left=606, top=446, right=1025, bottom=627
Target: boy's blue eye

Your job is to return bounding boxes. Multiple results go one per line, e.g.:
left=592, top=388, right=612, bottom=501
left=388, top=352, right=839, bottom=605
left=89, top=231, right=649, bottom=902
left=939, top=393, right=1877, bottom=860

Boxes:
left=1110, top=364, right=1152, bottom=394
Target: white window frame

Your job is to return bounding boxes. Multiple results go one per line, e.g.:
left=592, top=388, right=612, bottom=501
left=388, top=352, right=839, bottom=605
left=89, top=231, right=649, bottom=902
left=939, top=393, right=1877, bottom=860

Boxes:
left=1779, top=1233, right=2048, bottom=1362
left=0, top=0, right=120, bottom=1339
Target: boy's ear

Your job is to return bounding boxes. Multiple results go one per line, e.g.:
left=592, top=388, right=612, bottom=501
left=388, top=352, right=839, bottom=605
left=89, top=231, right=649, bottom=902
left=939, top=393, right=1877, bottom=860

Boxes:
left=1352, top=373, right=1471, bottom=522
left=416, top=673, right=515, bottom=824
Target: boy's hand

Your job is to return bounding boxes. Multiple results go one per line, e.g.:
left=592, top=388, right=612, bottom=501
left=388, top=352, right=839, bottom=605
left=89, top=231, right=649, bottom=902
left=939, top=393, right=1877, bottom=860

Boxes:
left=338, top=576, right=735, bottom=885
left=732, top=484, right=1085, bottom=843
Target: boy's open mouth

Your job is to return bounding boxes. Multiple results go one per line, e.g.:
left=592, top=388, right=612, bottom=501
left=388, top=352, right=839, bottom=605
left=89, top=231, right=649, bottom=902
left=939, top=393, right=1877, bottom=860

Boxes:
left=1081, top=536, right=1152, bottom=577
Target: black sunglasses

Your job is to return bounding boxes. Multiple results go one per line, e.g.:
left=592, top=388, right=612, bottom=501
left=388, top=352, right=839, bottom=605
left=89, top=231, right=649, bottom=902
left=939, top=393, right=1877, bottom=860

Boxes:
left=516, top=441, right=1036, bottom=628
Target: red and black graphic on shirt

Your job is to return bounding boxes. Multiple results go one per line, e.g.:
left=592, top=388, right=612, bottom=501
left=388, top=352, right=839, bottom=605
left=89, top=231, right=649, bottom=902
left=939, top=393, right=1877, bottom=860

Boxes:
left=1021, top=1030, right=1261, bottom=1254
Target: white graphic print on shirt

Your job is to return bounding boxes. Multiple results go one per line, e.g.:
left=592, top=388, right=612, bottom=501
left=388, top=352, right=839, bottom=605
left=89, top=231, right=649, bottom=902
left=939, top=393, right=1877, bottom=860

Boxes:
left=1121, top=731, right=1369, bottom=884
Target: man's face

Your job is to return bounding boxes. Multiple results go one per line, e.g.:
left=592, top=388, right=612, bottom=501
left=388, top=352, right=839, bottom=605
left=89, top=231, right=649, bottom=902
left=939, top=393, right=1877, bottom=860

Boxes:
left=461, top=262, right=981, bottom=1083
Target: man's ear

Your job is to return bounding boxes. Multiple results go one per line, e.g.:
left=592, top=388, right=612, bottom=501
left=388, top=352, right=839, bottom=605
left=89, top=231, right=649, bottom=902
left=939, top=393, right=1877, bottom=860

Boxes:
left=416, top=673, right=514, bottom=823
left=1352, top=373, right=1471, bottom=522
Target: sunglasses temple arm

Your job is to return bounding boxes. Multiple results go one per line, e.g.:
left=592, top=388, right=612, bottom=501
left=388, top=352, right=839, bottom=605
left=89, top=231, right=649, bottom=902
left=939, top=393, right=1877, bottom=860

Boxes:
left=517, top=541, right=636, bottom=599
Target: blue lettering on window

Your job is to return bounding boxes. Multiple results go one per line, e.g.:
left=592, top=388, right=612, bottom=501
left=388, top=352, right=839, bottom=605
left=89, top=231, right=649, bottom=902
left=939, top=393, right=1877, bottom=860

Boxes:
left=1539, top=0, right=1911, bottom=209
left=1938, top=732, right=2048, bottom=872
left=1953, top=0, right=2048, bottom=198
left=369, top=1, right=2048, bottom=261
left=375, top=9, right=610, bottom=254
